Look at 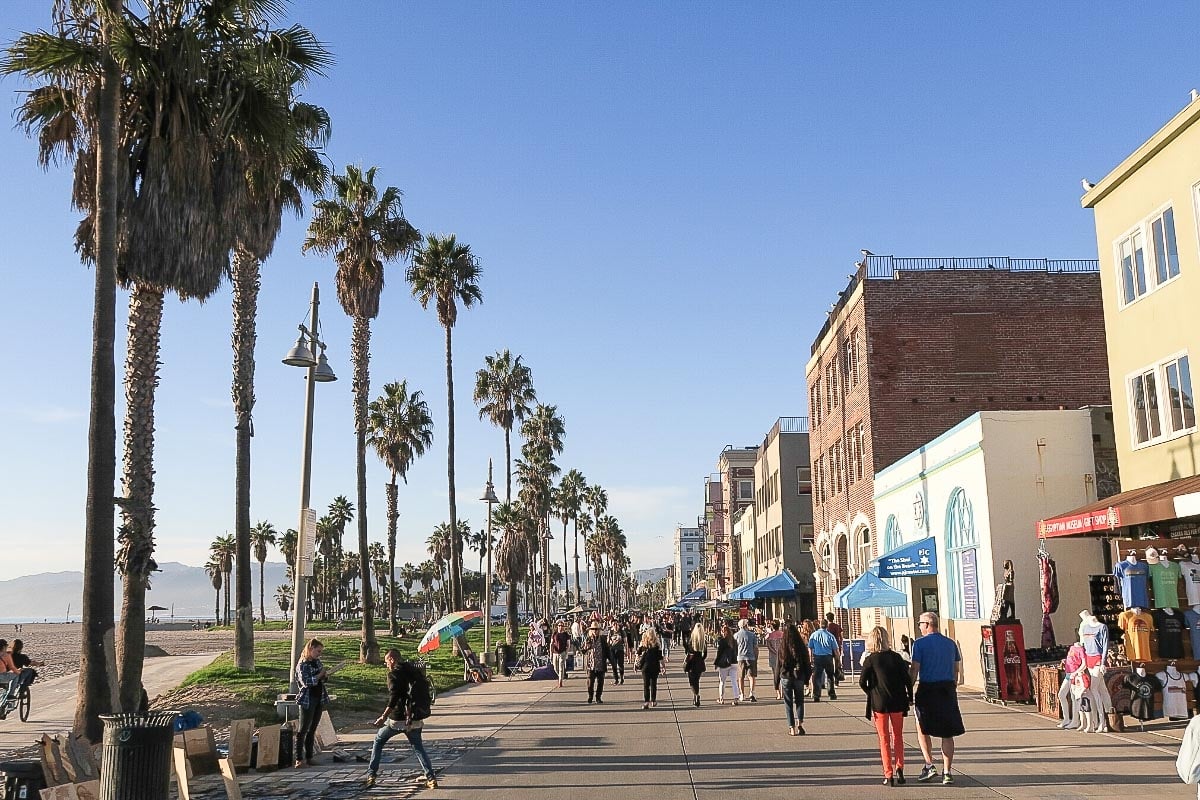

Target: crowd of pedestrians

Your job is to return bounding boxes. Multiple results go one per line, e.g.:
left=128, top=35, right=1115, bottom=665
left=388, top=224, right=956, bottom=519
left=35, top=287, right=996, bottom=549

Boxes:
left=522, top=608, right=965, bottom=788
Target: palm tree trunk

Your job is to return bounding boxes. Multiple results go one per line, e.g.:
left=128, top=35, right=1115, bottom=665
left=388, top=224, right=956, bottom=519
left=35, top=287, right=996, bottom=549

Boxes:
left=505, top=579, right=519, bottom=645
left=444, top=324, right=463, bottom=609
left=351, top=315, right=379, bottom=663
left=214, top=588, right=220, bottom=626
left=573, top=519, right=580, bottom=607
left=231, top=248, right=259, bottom=671
left=76, top=0, right=122, bottom=740
left=258, top=559, right=266, bottom=624
left=116, top=282, right=164, bottom=713
left=386, top=477, right=398, bottom=636
left=503, top=427, right=512, bottom=503
left=562, top=519, right=569, bottom=608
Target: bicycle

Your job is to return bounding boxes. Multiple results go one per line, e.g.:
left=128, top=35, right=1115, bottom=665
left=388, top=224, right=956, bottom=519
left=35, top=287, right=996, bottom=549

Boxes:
left=512, top=645, right=549, bottom=675
left=0, top=673, right=34, bottom=722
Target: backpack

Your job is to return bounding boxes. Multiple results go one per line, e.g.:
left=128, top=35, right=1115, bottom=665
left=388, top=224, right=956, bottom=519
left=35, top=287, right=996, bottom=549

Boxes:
left=399, top=661, right=435, bottom=722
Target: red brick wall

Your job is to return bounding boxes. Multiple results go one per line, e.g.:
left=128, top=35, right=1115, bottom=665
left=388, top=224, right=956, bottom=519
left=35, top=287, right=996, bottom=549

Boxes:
left=807, top=269, right=1110, bottom=619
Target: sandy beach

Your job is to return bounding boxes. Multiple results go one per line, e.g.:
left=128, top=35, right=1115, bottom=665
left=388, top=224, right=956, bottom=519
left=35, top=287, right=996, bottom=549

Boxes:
left=4, top=622, right=292, bottom=683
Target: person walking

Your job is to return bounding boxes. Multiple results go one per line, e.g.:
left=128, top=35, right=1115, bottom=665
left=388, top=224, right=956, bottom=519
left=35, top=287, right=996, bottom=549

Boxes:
left=550, top=620, right=572, bottom=687
left=860, top=626, right=914, bottom=787
left=582, top=622, right=610, bottom=704
left=294, top=638, right=329, bottom=768
left=684, top=621, right=708, bottom=707
left=608, top=622, right=627, bottom=685
left=807, top=620, right=839, bottom=701
left=714, top=621, right=741, bottom=705
left=779, top=623, right=812, bottom=735
left=636, top=629, right=665, bottom=708
left=735, top=618, right=759, bottom=702
left=661, top=614, right=675, bottom=662
left=365, top=649, right=437, bottom=789
left=910, top=612, right=965, bottom=785
left=765, top=620, right=785, bottom=700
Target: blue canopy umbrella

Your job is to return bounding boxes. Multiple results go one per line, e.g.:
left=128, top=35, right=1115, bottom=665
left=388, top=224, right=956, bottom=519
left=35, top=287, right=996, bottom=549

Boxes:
left=833, top=571, right=908, bottom=610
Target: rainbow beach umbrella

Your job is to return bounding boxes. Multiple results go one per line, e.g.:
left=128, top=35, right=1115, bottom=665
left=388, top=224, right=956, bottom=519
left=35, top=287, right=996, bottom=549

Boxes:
left=417, top=610, right=484, bottom=654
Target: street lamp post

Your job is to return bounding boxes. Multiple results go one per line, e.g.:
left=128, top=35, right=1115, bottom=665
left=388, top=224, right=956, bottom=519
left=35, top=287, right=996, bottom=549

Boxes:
left=284, top=282, right=336, bottom=694
left=542, top=523, right=554, bottom=619
left=480, top=461, right=498, bottom=663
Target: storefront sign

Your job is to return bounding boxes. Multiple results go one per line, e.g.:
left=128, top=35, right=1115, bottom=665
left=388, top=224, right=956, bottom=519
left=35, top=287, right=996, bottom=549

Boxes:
left=1038, top=507, right=1120, bottom=537
left=875, top=536, right=938, bottom=577
left=961, top=549, right=979, bottom=619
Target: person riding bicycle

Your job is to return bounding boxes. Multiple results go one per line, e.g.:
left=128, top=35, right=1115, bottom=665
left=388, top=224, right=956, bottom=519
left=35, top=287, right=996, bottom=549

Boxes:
left=0, top=640, right=23, bottom=706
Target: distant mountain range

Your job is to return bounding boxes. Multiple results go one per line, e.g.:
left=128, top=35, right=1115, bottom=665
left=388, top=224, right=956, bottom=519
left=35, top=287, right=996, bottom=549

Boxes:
left=0, top=561, right=670, bottom=621
left=0, top=561, right=290, bottom=621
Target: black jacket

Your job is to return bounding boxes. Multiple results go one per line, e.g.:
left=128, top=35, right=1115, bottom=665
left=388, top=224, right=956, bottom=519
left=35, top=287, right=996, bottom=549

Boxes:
left=636, top=645, right=664, bottom=676
left=382, top=664, right=416, bottom=720
left=859, top=651, right=913, bottom=714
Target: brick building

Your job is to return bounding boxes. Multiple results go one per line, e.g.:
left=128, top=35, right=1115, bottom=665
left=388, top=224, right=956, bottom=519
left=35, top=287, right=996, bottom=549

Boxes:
left=805, top=255, right=1111, bottom=626
left=707, top=446, right=757, bottom=593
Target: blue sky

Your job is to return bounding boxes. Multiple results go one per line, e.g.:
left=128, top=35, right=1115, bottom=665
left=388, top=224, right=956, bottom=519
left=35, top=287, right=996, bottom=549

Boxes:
left=1, top=1, right=1197, bottom=580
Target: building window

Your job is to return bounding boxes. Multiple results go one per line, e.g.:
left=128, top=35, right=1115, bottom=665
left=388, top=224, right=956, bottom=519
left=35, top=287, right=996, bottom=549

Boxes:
left=800, top=523, right=814, bottom=553
left=944, top=487, right=980, bottom=620
left=1130, top=354, right=1196, bottom=445
left=686, top=557, right=694, bottom=566
left=810, top=379, right=822, bottom=426
left=1118, top=206, right=1182, bottom=308
left=1151, top=207, right=1180, bottom=285
left=738, top=479, right=753, bottom=501
left=856, top=527, right=872, bottom=574
left=797, top=466, right=812, bottom=496
left=882, top=515, right=907, bottom=617
left=850, top=328, right=861, bottom=386
left=1118, top=229, right=1148, bottom=304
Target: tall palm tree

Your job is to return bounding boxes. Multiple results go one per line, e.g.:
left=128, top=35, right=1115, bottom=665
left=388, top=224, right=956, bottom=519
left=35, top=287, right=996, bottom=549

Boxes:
left=517, top=405, right=565, bottom=614
left=327, top=496, right=354, bottom=615
left=583, top=485, right=608, bottom=600
left=368, top=542, right=388, bottom=612
left=417, top=560, right=437, bottom=616
left=315, top=514, right=337, bottom=619
left=306, top=166, right=420, bottom=664
left=206, top=557, right=224, bottom=627
left=473, top=350, right=536, bottom=502
left=556, top=470, right=587, bottom=604
left=409, top=234, right=483, bottom=610
left=275, top=585, right=292, bottom=622
left=400, top=562, right=417, bottom=603
left=211, top=535, right=237, bottom=625
left=279, top=529, right=299, bottom=584
left=230, top=96, right=331, bottom=672
left=427, top=526, right=451, bottom=612
left=367, top=381, right=433, bottom=635
left=493, top=501, right=529, bottom=644
left=250, top=522, right=278, bottom=624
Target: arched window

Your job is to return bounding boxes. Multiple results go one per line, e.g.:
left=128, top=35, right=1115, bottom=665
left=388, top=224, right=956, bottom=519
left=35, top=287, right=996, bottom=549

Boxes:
left=856, top=527, right=872, bottom=574
left=882, top=514, right=907, bottom=617
left=944, top=487, right=980, bottom=619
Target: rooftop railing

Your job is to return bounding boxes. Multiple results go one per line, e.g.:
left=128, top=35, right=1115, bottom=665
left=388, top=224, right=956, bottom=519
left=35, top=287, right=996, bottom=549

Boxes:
left=862, top=254, right=1099, bottom=279
left=765, top=416, right=809, bottom=449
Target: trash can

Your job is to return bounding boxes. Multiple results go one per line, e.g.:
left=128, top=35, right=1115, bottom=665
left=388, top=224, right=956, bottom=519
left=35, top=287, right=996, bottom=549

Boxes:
left=99, top=711, right=179, bottom=800
left=495, top=643, right=515, bottom=676
left=0, top=759, right=45, bottom=800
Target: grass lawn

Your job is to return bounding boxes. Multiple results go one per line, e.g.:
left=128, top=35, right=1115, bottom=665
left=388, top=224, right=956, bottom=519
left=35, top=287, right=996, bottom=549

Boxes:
left=175, top=623, right=515, bottom=725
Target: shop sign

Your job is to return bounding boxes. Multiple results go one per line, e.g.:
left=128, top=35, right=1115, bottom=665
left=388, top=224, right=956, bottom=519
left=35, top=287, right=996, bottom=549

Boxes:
left=961, top=549, right=979, bottom=619
left=875, top=536, right=938, bottom=577
left=1038, top=507, right=1120, bottom=537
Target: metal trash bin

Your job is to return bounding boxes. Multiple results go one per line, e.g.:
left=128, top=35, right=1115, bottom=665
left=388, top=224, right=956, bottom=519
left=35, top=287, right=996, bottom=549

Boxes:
left=495, top=643, right=515, bottom=676
left=0, top=759, right=45, bottom=800
left=99, top=711, right=179, bottom=800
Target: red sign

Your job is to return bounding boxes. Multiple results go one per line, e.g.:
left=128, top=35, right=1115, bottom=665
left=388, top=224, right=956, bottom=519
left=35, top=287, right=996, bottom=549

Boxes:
left=1038, top=506, right=1120, bottom=538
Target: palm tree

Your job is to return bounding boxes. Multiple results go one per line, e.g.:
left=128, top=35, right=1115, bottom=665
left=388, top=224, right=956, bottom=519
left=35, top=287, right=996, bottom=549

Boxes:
left=517, top=405, right=565, bottom=614
left=4, top=0, right=325, bottom=734
left=473, top=350, right=536, bottom=502
left=493, top=501, right=529, bottom=644
left=206, top=557, right=224, bottom=628
left=250, top=522, right=278, bottom=624
left=555, top=470, right=587, bottom=604
left=417, top=560, right=437, bottom=617
left=211, top=535, right=237, bottom=625
left=315, top=515, right=338, bottom=619
left=367, top=381, right=433, bottom=635
left=306, top=165, right=420, bottom=664
left=368, top=542, right=388, bottom=612
left=400, top=563, right=417, bottom=602
left=409, top=234, right=484, bottom=610
left=279, top=529, right=299, bottom=584
left=583, top=485, right=608, bottom=600
left=230, top=96, right=331, bottom=672
left=275, top=585, right=292, bottom=622
left=327, top=496, right=354, bottom=615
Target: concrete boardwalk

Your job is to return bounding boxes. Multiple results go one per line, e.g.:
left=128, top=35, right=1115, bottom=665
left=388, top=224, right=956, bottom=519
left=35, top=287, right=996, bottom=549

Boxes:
left=386, top=658, right=1199, bottom=800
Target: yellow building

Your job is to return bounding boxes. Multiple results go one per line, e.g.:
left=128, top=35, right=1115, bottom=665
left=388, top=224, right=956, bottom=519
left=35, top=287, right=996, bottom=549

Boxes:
left=1082, top=95, right=1200, bottom=491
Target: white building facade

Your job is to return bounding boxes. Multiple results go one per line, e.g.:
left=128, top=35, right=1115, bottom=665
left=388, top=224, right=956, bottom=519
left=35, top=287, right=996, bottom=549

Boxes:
left=873, top=410, right=1108, bottom=689
left=671, top=526, right=703, bottom=603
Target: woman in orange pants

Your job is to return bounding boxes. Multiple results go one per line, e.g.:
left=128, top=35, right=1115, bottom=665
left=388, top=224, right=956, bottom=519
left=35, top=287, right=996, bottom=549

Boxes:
left=859, top=626, right=914, bottom=786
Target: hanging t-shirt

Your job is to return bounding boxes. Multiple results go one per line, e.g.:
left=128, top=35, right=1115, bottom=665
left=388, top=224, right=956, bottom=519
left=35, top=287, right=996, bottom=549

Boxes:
left=1151, top=560, right=1183, bottom=608
left=1119, top=609, right=1155, bottom=661
left=1185, top=608, right=1200, bottom=660
left=1154, top=608, right=1187, bottom=659
left=1114, top=559, right=1151, bottom=608
left=1123, top=672, right=1163, bottom=721
left=1158, top=669, right=1193, bottom=719
left=1080, top=622, right=1109, bottom=665
left=1183, top=561, right=1200, bottom=606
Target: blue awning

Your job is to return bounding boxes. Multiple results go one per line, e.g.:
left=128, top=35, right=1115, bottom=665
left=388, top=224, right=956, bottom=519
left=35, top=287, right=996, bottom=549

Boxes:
left=726, top=570, right=801, bottom=600
left=872, top=536, right=938, bottom=578
left=678, top=586, right=708, bottom=605
left=833, top=571, right=909, bottom=609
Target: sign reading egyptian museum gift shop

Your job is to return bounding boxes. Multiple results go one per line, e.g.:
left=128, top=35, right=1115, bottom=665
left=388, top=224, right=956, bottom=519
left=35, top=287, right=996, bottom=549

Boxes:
left=1038, top=507, right=1120, bottom=538
left=875, top=536, right=938, bottom=578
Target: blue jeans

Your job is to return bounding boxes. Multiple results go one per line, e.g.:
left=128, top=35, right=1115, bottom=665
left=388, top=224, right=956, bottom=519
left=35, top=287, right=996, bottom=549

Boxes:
left=780, top=678, right=805, bottom=727
left=368, top=723, right=434, bottom=778
left=812, top=655, right=836, bottom=698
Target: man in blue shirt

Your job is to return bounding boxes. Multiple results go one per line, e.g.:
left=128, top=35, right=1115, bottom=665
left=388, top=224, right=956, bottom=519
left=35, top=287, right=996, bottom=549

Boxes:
left=910, top=612, right=964, bottom=786
left=807, top=620, right=839, bottom=701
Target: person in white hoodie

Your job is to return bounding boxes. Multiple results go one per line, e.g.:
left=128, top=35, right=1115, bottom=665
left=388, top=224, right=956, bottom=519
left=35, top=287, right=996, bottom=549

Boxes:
left=1176, top=714, right=1200, bottom=798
